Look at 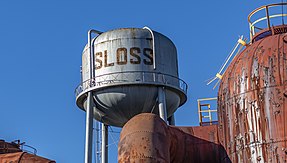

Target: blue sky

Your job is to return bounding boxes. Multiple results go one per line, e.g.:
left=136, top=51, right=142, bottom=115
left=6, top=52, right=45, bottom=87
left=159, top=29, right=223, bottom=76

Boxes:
left=0, top=0, right=282, bottom=162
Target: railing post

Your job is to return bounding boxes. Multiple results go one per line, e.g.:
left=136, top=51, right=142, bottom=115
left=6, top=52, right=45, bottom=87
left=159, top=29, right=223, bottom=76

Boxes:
left=249, top=23, right=253, bottom=40
left=266, top=6, right=271, bottom=30
left=197, top=100, right=202, bottom=126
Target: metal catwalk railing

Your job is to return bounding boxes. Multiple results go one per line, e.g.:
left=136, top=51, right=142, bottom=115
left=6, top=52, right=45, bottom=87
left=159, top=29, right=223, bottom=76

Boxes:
left=197, top=97, right=218, bottom=126
left=248, top=3, right=287, bottom=40
left=75, top=71, right=187, bottom=97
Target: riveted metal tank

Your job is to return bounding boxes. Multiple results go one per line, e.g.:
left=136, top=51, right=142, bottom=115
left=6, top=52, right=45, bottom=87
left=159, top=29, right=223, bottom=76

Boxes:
left=0, top=140, right=55, bottom=163
left=75, top=28, right=187, bottom=127
left=218, top=3, right=287, bottom=162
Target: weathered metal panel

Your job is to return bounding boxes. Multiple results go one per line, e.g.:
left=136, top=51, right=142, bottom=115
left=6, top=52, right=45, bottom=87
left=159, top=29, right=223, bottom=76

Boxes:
left=118, top=113, right=230, bottom=163
left=19, top=152, right=55, bottom=163
left=76, top=28, right=187, bottom=127
left=218, top=27, right=287, bottom=162
left=83, top=28, right=179, bottom=84
left=0, top=140, right=55, bottom=163
left=0, top=152, right=55, bottom=163
left=0, top=152, right=23, bottom=162
left=174, top=125, right=230, bottom=163
left=0, top=140, right=21, bottom=154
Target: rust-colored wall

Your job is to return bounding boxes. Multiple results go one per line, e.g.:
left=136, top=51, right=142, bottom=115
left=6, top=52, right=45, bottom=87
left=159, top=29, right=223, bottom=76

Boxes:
left=218, top=28, right=287, bottom=162
left=118, top=113, right=230, bottom=163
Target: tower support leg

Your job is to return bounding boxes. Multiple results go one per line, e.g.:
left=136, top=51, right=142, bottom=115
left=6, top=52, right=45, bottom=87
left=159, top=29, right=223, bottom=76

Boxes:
left=85, top=92, right=94, bottom=163
left=168, top=114, right=175, bottom=125
left=101, top=123, right=108, bottom=163
left=158, top=87, right=167, bottom=122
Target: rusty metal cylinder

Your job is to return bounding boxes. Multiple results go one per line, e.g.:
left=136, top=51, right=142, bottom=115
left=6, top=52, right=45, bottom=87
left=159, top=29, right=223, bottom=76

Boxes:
left=218, top=25, right=287, bottom=162
left=118, top=113, right=229, bottom=163
left=118, top=113, right=170, bottom=162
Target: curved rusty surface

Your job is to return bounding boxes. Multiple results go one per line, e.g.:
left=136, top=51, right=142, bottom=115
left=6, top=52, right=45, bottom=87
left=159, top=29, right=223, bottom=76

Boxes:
left=218, top=25, right=287, bottom=162
left=118, top=113, right=230, bottom=163
left=0, top=152, right=55, bottom=163
left=0, top=140, right=55, bottom=163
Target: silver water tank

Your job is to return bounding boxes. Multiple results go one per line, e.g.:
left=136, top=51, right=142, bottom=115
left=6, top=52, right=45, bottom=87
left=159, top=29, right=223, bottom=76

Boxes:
left=75, top=28, right=187, bottom=127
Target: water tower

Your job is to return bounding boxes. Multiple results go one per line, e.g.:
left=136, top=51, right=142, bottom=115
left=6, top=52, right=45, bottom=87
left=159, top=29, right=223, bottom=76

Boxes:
left=75, top=27, right=187, bottom=163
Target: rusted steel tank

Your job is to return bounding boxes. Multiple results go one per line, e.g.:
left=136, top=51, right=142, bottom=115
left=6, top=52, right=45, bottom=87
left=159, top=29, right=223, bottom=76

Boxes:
left=0, top=140, right=22, bottom=154
left=218, top=3, right=287, bottom=162
left=0, top=140, right=55, bottom=163
left=118, top=113, right=230, bottom=163
left=0, top=152, right=55, bottom=163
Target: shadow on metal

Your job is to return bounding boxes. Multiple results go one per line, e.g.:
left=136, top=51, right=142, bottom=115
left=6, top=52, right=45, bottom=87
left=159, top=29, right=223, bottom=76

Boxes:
left=118, top=113, right=231, bottom=163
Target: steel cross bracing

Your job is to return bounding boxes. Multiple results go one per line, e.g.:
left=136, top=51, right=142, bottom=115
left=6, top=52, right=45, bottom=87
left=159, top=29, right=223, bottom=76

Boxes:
left=94, top=124, right=120, bottom=163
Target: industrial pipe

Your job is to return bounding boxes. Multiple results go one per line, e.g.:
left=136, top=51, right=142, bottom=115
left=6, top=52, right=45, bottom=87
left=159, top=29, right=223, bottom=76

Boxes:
left=84, top=29, right=102, bottom=163
left=118, top=113, right=231, bottom=163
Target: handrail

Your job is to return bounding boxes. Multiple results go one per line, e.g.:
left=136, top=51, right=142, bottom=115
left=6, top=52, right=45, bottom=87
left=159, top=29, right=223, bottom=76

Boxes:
left=250, top=14, right=287, bottom=27
left=143, top=26, right=156, bottom=70
left=248, top=3, right=287, bottom=40
left=21, top=144, right=37, bottom=155
left=88, top=30, right=102, bottom=80
left=75, top=71, right=187, bottom=97
left=197, top=97, right=217, bottom=126
left=86, top=29, right=102, bottom=163
left=84, top=70, right=181, bottom=81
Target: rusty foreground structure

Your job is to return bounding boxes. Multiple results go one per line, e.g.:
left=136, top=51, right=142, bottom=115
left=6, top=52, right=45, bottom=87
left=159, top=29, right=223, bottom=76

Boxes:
left=0, top=140, right=55, bottom=163
left=118, top=3, right=287, bottom=163
left=118, top=113, right=230, bottom=162
left=2, top=3, right=286, bottom=163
